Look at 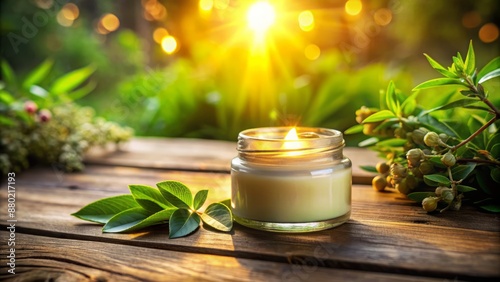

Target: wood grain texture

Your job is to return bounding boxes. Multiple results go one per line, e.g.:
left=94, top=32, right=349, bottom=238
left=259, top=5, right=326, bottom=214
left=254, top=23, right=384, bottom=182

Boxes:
left=0, top=232, right=447, bottom=282
left=1, top=166, right=499, bottom=280
left=84, top=137, right=379, bottom=184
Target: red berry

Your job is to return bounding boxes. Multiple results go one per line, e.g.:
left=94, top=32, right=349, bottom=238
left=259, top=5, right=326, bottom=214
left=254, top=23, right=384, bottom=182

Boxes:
left=39, top=109, right=52, bottom=122
left=24, top=101, right=38, bottom=114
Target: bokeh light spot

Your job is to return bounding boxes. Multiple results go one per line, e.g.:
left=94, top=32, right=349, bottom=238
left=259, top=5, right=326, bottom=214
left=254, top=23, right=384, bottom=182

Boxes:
left=161, top=35, right=178, bottom=54
left=298, top=10, right=315, bottom=32
left=462, top=11, right=482, bottom=28
left=479, top=23, right=499, bottom=43
left=153, top=28, right=169, bottom=44
left=345, top=0, right=362, bottom=16
left=373, top=8, right=392, bottom=26
left=101, top=13, right=120, bottom=33
left=304, top=44, right=321, bottom=60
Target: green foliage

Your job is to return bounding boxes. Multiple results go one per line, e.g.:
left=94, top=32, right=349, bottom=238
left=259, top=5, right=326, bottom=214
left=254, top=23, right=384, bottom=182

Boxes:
left=72, top=181, right=233, bottom=239
left=113, top=50, right=413, bottom=142
left=0, top=59, right=133, bottom=173
left=349, top=41, right=500, bottom=213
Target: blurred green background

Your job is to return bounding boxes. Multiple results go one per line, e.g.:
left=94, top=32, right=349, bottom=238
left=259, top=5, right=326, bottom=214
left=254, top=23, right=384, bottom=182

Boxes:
left=1, top=0, right=499, bottom=144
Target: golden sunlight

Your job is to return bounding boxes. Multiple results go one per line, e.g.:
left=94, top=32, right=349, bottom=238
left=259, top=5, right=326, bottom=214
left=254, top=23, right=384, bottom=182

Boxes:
left=284, top=128, right=299, bottom=140
left=247, top=1, right=276, bottom=35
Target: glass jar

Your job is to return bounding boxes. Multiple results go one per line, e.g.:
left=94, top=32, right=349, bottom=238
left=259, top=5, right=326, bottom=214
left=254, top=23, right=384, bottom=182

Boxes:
left=231, top=127, right=352, bottom=232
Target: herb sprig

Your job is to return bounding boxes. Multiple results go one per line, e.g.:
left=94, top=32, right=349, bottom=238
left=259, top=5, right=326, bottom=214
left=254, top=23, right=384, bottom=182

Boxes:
left=346, top=41, right=500, bottom=213
left=72, top=181, right=233, bottom=238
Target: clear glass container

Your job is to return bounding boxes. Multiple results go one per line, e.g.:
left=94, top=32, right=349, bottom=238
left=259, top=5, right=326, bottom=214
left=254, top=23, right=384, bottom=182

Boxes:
left=231, top=127, right=352, bottom=232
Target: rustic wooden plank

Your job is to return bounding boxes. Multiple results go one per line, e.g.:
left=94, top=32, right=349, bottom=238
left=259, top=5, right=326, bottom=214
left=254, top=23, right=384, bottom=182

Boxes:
left=0, top=232, right=445, bottom=282
left=14, top=165, right=500, bottom=232
left=1, top=167, right=499, bottom=280
left=84, top=137, right=379, bottom=184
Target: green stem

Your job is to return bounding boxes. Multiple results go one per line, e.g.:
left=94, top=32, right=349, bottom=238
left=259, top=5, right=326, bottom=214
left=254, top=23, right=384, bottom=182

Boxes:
left=451, top=116, right=497, bottom=152
left=457, top=158, right=500, bottom=166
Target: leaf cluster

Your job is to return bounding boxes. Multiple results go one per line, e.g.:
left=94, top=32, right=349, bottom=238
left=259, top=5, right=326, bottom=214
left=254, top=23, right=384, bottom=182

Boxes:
left=346, top=41, right=500, bottom=212
left=0, top=59, right=133, bottom=173
left=72, top=181, right=233, bottom=239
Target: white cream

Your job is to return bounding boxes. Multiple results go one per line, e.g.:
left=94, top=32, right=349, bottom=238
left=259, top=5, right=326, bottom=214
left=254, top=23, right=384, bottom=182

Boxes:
left=231, top=168, right=351, bottom=222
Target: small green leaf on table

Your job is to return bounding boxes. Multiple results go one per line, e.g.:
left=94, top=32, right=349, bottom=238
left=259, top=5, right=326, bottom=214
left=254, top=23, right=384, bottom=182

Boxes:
left=193, top=190, right=209, bottom=210
left=200, top=203, right=233, bottom=232
left=103, top=207, right=175, bottom=233
left=169, top=209, right=201, bottom=239
left=71, top=194, right=139, bottom=224
left=157, top=180, right=193, bottom=209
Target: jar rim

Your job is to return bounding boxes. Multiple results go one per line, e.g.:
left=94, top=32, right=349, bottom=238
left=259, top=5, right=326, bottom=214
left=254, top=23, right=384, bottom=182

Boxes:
left=237, top=127, right=344, bottom=154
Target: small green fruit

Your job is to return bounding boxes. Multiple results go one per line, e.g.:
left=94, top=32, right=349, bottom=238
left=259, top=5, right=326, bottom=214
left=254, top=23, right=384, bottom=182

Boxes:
left=406, top=148, right=424, bottom=167
left=372, top=175, right=387, bottom=192
left=441, top=151, right=456, bottom=167
left=411, top=127, right=429, bottom=145
left=376, top=162, right=390, bottom=174
left=422, top=197, right=439, bottom=212
left=424, top=132, right=440, bottom=147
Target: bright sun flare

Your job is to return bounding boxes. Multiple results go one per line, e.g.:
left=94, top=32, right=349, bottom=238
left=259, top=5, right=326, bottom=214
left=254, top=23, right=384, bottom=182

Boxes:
left=247, top=2, right=276, bottom=34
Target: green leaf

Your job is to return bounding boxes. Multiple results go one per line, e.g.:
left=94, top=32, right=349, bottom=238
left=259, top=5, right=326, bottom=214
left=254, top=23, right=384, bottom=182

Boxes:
left=1, top=60, right=17, bottom=86
left=413, top=78, right=465, bottom=90
left=71, top=195, right=139, bottom=224
left=491, top=168, right=500, bottom=183
left=0, top=90, right=14, bottom=105
left=407, top=192, right=436, bottom=203
left=400, top=93, right=417, bottom=116
left=479, top=203, right=500, bottom=213
left=103, top=207, right=175, bottom=233
left=66, top=81, right=96, bottom=101
left=360, top=165, right=377, bottom=173
left=200, top=203, right=233, bottom=232
left=23, top=59, right=53, bottom=89
left=385, top=81, right=398, bottom=113
left=362, top=110, right=396, bottom=123
left=358, top=137, right=379, bottom=147
left=376, top=138, right=407, bottom=147
left=157, top=181, right=193, bottom=209
left=193, top=190, right=208, bottom=210
left=464, top=40, right=475, bottom=76
left=29, top=85, right=49, bottom=99
left=419, top=99, right=479, bottom=116
left=129, top=184, right=174, bottom=212
left=344, top=124, right=364, bottom=135
left=50, top=65, right=95, bottom=95
left=490, top=143, right=500, bottom=159
left=424, top=174, right=451, bottom=186
left=456, top=185, right=477, bottom=193
left=423, top=54, right=457, bottom=78
left=487, top=131, right=500, bottom=151
left=169, top=209, right=201, bottom=238
left=477, top=57, right=500, bottom=82
left=451, top=163, right=476, bottom=180
left=478, top=69, right=500, bottom=84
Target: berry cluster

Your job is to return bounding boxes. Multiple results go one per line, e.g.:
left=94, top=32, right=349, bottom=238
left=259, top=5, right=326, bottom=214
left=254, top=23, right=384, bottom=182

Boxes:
left=1, top=100, right=133, bottom=173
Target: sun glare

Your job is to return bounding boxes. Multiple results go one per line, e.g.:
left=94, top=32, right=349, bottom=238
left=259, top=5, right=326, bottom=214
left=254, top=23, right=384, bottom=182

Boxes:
left=247, top=2, right=276, bottom=35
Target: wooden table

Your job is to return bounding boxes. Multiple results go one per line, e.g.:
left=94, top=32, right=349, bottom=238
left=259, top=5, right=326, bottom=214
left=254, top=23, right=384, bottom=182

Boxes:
left=1, top=137, right=499, bottom=281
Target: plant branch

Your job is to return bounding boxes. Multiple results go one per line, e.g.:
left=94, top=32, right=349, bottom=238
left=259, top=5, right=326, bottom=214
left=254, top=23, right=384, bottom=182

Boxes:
left=482, top=97, right=500, bottom=117
left=457, top=158, right=500, bottom=166
left=451, top=116, right=498, bottom=152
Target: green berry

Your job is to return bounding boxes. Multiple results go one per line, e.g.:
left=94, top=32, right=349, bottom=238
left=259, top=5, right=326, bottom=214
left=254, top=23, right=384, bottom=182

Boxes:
left=406, top=148, right=424, bottom=167
left=441, top=151, right=456, bottom=167
left=423, top=132, right=440, bottom=147
left=376, top=162, right=390, bottom=174
left=411, top=127, right=429, bottom=145
left=422, top=197, right=439, bottom=212
left=372, top=175, right=387, bottom=192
